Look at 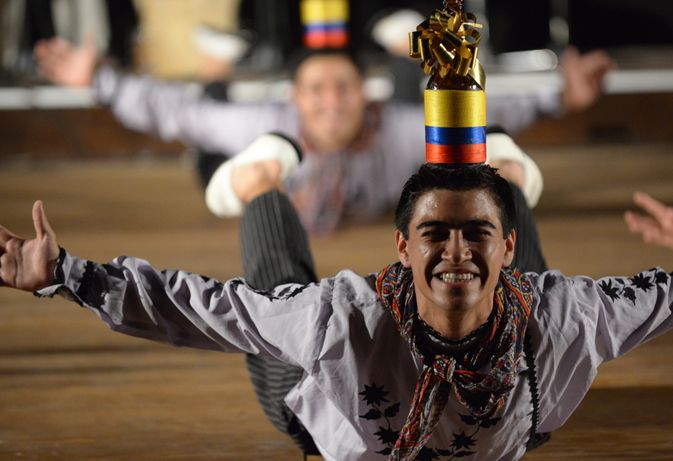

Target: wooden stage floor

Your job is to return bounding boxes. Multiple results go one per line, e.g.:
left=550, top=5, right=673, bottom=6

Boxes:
left=2, top=142, right=673, bottom=460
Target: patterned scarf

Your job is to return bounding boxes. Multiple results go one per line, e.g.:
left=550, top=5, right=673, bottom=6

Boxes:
left=375, top=262, right=533, bottom=461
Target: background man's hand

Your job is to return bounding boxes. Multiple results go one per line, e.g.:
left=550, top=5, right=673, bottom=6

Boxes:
left=624, top=192, right=673, bottom=250
left=33, top=36, right=97, bottom=87
left=561, top=46, right=615, bottom=113
left=0, top=201, right=60, bottom=292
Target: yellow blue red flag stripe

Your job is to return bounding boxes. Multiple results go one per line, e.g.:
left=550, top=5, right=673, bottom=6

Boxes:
left=301, top=0, right=349, bottom=48
left=301, top=0, right=349, bottom=22
left=424, top=89, right=487, bottom=164
left=425, top=126, right=486, bottom=145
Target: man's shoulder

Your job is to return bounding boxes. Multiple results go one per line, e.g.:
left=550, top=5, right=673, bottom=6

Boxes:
left=328, top=269, right=379, bottom=300
left=525, top=270, right=572, bottom=291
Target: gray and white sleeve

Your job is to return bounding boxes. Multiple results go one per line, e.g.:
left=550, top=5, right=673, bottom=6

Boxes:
left=487, top=90, right=562, bottom=135
left=36, top=249, right=328, bottom=369
left=92, top=65, right=289, bottom=154
left=529, top=268, right=673, bottom=432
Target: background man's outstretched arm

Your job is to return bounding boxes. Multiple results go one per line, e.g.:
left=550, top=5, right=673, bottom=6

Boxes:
left=625, top=192, right=673, bottom=250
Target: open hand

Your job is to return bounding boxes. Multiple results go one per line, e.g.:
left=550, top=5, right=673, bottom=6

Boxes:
left=624, top=192, right=673, bottom=250
left=0, top=201, right=60, bottom=291
left=561, top=46, right=615, bottom=113
left=33, top=36, right=97, bottom=87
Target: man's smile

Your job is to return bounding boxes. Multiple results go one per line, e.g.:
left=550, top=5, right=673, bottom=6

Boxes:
left=437, top=272, right=476, bottom=283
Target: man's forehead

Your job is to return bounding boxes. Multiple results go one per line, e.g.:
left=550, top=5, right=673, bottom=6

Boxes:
left=411, top=188, right=503, bottom=227
left=295, top=54, right=359, bottom=79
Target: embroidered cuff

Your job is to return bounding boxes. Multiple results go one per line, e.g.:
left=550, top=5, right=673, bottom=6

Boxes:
left=34, top=248, right=89, bottom=306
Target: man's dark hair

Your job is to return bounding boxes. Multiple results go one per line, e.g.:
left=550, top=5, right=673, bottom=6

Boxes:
left=288, top=47, right=365, bottom=80
left=395, top=164, right=517, bottom=239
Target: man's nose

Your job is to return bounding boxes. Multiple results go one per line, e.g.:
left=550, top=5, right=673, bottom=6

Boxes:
left=321, top=86, right=343, bottom=108
left=442, top=233, right=471, bottom=264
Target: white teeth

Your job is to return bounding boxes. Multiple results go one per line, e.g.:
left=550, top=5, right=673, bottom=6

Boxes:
left=440, top=272, right=474, bottom=282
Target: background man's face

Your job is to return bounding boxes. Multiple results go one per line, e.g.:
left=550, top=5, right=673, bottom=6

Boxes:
left=396, top=188, right=515, bottom=329
left=292, top=54, right=366, bottom=153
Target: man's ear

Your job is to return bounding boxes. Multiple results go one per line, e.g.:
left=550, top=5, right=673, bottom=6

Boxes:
left=502, top=229, right=516, bottom=267
left=395, top=230, right=411, bottom=268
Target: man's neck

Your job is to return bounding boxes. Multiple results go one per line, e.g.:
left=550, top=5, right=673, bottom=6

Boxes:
left=418, top=303, right=493, bottom=340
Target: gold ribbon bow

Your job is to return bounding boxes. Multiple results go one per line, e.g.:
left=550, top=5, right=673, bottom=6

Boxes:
left=409, top=2, right=485, bottom=89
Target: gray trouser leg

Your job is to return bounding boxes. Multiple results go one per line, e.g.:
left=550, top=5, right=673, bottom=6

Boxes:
left=239, top=190, right=319, bottom=454
left=510, top=183, right=547, bottom=273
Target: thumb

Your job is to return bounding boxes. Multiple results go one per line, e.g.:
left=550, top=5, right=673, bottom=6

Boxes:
left=32, top=200, right=55, bottom=240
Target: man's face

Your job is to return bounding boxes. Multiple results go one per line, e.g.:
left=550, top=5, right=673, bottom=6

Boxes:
left=395, top=188, right=515, bottom=328
left=292, top=54, right=366, bottom=153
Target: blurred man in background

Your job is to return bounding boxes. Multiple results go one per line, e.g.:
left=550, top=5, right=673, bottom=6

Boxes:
left=34, top=37, right=612, bottom=233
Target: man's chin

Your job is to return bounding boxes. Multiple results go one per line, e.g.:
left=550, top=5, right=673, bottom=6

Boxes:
left=438, top=290, right=482, bottom=314
left=313, top=134, right=353, bottom=152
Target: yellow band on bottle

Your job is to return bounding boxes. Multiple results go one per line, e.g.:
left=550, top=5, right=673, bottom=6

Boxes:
left=424, top=89, right=486, bottom=128
left=301, top=0, right=349, bottom=23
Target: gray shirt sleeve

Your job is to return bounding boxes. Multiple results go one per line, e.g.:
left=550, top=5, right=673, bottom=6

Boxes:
left=93, top=65, right=294, bottom=154
left=36, top=250, right=329, bottom=369
left=529, top=268, right=673, bottom=432
left=486, top=90, right=562, bottom=135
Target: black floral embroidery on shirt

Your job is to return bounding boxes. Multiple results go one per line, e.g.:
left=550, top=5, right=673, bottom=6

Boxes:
left=229, top=278, right=312, bottom=300
left=416, top=447, right=441, bottom=460
left=630, top=273, right=654, bottom=291
left=199, top=274, right=214, bottom=284
left=599, top=279, right=622, bottom=302
left=450, top=431, right=476, bottom=450
left=598, top=269, right=669, bottom=306
left=359, top=382, right=400, bottom=456
left=276, top=284, right=312, bottom=299
left=655, top=271, right=670, bottom=285
left=359, top=383, right=498, bottom=459
left=622, top=287, right=637, bottom=304
left=360, top=383, right=390, bottom=406
left=374, top=426, right=399, bottom=445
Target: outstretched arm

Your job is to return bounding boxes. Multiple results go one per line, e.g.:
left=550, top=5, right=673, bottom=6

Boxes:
left=624, top=192, right=673, bottom=250
left=33, top=36, right=98, bottom=87
left=531, top=265, right=673, bottom=434
left=0, top=201, right=60, bottom=292
left=34, top=248, right=330, bottom=367
left=1, top=202, right=330, bottom=368
left=34, top=37, right=281, bottom=155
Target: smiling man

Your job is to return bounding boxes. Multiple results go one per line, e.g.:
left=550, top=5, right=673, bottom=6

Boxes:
left=2, top=136, right=673, bottom=461
left=290, top=50, right=366, bottom=154
left=394, top=174, right=517, bottom=340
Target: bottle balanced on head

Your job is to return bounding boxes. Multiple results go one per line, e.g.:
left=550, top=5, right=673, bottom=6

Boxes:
left=409, top=1, right=486, bottom=165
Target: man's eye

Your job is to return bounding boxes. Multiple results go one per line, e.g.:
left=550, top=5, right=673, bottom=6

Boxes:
left=338, top=82, right=357, bottom=95
left=422, top=230, right=448, bottom=240
left=465, top=230, right=490, bottom=241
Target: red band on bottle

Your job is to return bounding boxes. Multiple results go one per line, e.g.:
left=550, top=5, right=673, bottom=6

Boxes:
left=304, top=30, right=349, bottom=48
left=425, top=143, right=486, bottom=164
